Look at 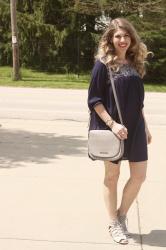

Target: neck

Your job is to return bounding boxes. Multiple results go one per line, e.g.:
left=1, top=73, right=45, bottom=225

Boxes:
left=116, top=52, right=127, bottom=62
left=116, top=56, right=128, bottom=65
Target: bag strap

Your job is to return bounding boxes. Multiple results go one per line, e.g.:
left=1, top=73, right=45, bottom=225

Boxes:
left=107, top=65, right=123, bottom=125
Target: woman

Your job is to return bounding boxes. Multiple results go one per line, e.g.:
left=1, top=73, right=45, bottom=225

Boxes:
left=88, top=18, right=152, bottom=245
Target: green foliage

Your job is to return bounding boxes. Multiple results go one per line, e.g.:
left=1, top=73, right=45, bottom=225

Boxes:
left=16, top=0, right=70, bottom=71
left=0, top=0, right=165, bottom=82
left=141, top=28, right=166, bottom=82
left=0, top=0, right=12, bottom=65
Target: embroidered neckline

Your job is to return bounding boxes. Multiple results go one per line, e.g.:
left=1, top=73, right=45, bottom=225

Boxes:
left=112, top=64, right=140, bottom=79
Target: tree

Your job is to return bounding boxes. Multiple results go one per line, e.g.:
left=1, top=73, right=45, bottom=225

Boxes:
left=0, top=0, right=165, bottom=82
left=73, top=0, right=165, bottom=16
left=0, top=0, right=12, bottom=65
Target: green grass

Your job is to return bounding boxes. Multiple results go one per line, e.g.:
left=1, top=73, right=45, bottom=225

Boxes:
left=0, top=66, right=166, bottom=92
left=144, top=84, right=166, bottom=92
left=0, top=66, right=90, bottom=89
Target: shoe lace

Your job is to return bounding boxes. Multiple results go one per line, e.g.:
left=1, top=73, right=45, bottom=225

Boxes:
left=109, top=220, right=125, bottom=238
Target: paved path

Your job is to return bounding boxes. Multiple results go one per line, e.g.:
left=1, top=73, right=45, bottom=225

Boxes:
left=0, top=87, right=166, bottom=250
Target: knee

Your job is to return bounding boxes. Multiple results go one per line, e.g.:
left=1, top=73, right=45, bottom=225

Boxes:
left=131, top=173, right=146, bottom=184
left=104, top=171, right=120, bottom=187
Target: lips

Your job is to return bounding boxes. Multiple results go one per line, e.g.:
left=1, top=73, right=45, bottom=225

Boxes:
left=118, top=43, right=128, bottom=48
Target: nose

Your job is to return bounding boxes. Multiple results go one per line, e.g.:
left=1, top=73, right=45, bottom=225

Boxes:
left=120, top=36, right=125, bottom=42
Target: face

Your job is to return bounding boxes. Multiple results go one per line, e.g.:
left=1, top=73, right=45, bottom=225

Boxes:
left=112, top=28, right=131, bottom=55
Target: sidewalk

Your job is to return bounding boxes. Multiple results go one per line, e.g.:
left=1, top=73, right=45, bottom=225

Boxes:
left=0, top=87, right=166, bottom=250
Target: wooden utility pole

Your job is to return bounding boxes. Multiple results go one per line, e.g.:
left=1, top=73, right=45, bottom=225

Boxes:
left=10, top=0, right=20, bottom=80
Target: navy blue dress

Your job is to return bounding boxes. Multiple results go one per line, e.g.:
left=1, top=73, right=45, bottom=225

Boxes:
left=88, top=60, right=148, bottom=163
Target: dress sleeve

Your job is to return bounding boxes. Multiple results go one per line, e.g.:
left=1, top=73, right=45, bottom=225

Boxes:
left=88, top=61, right=107, bottom=111
left=139, top=79, right=145, bottom=109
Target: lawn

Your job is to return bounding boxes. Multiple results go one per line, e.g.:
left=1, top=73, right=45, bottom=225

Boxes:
left=0, top=66, right=166, bottom=92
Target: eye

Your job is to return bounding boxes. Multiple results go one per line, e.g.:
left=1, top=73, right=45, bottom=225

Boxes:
left=115, top=35, right=121, bottom=39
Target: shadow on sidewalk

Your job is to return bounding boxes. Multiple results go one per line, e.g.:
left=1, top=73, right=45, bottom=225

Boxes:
left=0, top=128, right=87, bottom=168
left=131, top=230, right=166, bottom=247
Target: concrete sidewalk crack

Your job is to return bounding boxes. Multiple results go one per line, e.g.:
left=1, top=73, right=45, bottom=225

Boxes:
left=136, top=198, right=143, bottom=250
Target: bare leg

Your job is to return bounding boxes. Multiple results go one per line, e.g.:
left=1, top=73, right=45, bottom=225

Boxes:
left=103, top=161, right=121, bottom=221
left=118, top=161, right=147, bottom=216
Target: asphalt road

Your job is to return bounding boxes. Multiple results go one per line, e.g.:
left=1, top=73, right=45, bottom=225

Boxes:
left=0, top=87, right=166, bottom=125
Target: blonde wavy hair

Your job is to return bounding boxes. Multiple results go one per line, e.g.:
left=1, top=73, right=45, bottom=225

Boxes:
left=95, top=18, right=149, bottom=77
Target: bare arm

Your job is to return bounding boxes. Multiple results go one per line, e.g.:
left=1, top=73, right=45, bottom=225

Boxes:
left=94, top=103, right=128, bottom=140
left=142, top=108, right=148, bottom=129
left=142, top=108, right=152, bottom=144
left=94, top=103, right=114, bottom=126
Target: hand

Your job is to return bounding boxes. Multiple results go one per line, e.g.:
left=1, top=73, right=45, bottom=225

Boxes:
left=145, top=127, right=152, bottom=144
left=111, top=122, right=128, bottom=140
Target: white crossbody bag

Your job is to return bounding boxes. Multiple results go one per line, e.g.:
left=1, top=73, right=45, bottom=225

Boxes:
left=88, top=66, right=124, bottom=161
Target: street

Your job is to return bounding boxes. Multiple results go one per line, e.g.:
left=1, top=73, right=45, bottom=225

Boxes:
left=0, top=87, right=166, bottom=250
